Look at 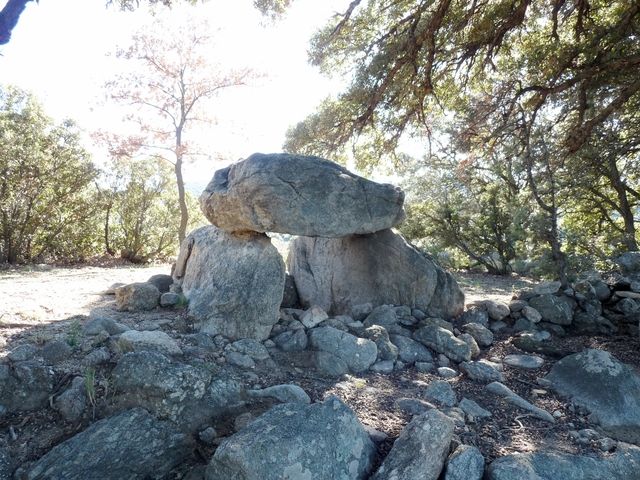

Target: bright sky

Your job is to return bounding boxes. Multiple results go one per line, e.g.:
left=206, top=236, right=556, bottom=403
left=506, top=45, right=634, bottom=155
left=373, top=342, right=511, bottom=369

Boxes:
left=0, top=0, right=347, bottom=191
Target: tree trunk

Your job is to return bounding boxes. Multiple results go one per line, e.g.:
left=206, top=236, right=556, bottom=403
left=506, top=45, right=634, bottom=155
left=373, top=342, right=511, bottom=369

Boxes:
left=104, top=201, right=115, bottom=256
left=175, top=154, right=189, bottom=245
left=607, top=157, right=638, bottom=251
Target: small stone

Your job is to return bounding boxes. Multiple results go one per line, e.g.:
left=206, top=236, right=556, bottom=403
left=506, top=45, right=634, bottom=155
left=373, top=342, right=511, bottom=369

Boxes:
left=395, top=397, right=432, bottom=416
left=533, top=281, right=562, bottom=295
left=198, top=427, right=218, bottom=445
left=82, top=347, right=111, bottom=367
left=438, top=354, right=451, bottom=367
left=424, top=380, right=457, bottom=407
left=460, top=360, right=503, bottom=383
left=503, top=354, right=544, bottom=369
left=458, top=333, right=480, bottom=359
left=483, top=301, right=510, bottom=321
left=598, top=437, right=617, bottom=452
left=489, top=320, right=509, bottom=333
left=83, top=317, right=129, bottom=336
left=160, top=292, right=181, bottom=307
left=461, top=323, right=494, bottom=347
left=438, top=367, right=458, bottom=378
left=225, top=352, right=256, bottom=369
left=314, top=351, right=349, bottom=377
left=351, top=303, right=374, bottom=321
left=41, top=340, right=72, bottom=364
left=115, top=282, right=160, bottom=311
left=508, top=300, right=527, bottom=312
left=522, top=306, right=542, bottom=323
left=459, top=398, right=492, bottom=420
left=365, top=425, right=389, bottom=443
left=272, top=329, right=308, bottom=352
left=301, top=306, right=329, bottom=329
left=228, top=339, right=270, bottom=361
left=514, top=317, right=538, bottom=332
left=147, top=274, right=173, bottom=293
left=248, top=384, right=311, bottom=404
left=263, top=339, right=275, bottom=348
left=118, top=330, right=182, bottom=356
left=416, top=362, right=435, bottom=373
left=444, top=444, right=484, bottom=480
left=233, top=412, right=255, bottom=432
left=371, top=360, right=395, bottom=374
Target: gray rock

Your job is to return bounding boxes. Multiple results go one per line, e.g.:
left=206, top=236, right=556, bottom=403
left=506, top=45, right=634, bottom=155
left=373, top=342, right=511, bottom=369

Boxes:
left=437, top=367, right=459, bottom=378
left=458, top=333, right=480, bottom=358
left=395, top=397, right=433, bottom=416
left=147, top=274, right=173, bottom=293
left=458, top=307, right=489, bottom=327
left=413, top=326, right=471, bottom=363
left=233, top=412, right=255, bottom=432
left=115, top=282, right=160, bottom=311
left=173, top=226, right=285, bottom=340
left=545, top=349, right=640, bottom=443
left=503, top=354, right=544, bottom=370
left=54, top=377, right=87, bottom=422
left=226, top=351, right=256, bottom=369
left=486, top=443, right=640, bottom=480
left=288, top=230, right=464, bottom=318
left=363, top=325, right=398, bottom=361
left=0, top=447, right=10, bottom=480
left=0, top=362, right=54, bottom=413
left=590, top=279, right=611, bottom=301
left=486, top=382, right=555, bottom=423
left=461, top=323, right=494, bottom=347
left=119, top=330, right=182, bottom=356
left=228, top=338, right=270, bottom=361
left=25, top=408, right=191, bottom=480
left=309, top=326, right=377, bottom=372
left=206, top=396, right=376, bottom=480
left=272, top=329, right=308, bottom=352
left=459, top=397, right=492, bottom=420
left=508, top=300, right=527, bottom=312
left=314, top=351, right=349, bottom=377
left=198, top=427, right=218, bottom=446
left=616, top=251, right=640, bottom=274
left=371, top=360, right=395, bottom=373
left=351, top=303, right=374, bottom=321
left=521, top=306, right=542, bottom=323
left=199, top=152, right=405, bottom=237
left=415, top=361, right=435, bottom=373
left=83, top=317, right=129, bottom=336
left=301, top=306, right=329, bottom=328
left=82, top=347, right=111, bottom=367
left=363, top=305, right=398, bottom=329
left=364, top=426, right=388, bottom=443
left=371, top=409, right=454, bottom=480
left=528, top=294, right=574, bottom=325
left=8, top=344, right=38, bottom=362
left=483, top=301, right=510, bottom=321
left=281, top=274, right=300, bottom=308
left=489, top=320, right=509, bottom=333
left=514, top=317, right=538, bottom=332
left=461, top=361, right=503, bottom=383
left=533, top=281, right=562, bottom=295
left=248, top=384, right=310, bottom=404
left=424, top=380, right=457, bottom=407
left=159, top=292, right=181, bottom=307
left=444, top=445, right=484, bottom=480
left=41, top=340, right=72, bottom=364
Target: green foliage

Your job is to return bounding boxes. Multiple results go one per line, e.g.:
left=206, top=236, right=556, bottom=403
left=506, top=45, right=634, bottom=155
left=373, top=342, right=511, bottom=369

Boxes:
left=0, top=85, right=101, bottom=264
left=100, top=157, right=206, bottom=263
left=66, top=319, right=83, bottom=347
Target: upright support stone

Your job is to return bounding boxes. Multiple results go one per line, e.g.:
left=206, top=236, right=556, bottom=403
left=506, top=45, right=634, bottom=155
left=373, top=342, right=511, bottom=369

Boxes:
left=174, top=226, right=285, bottom=340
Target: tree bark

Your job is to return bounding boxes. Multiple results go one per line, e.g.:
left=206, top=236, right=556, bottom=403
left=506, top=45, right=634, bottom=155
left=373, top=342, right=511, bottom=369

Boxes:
left=606, top=156, right=638, bottom=251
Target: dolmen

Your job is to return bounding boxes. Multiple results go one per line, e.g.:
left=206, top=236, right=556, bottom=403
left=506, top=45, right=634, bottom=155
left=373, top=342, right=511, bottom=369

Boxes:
left=173, top=152, right=464, bottom=340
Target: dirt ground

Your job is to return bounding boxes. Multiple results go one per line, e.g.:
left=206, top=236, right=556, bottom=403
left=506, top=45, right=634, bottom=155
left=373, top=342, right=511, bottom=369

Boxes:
left=0, top=264, right=638, bottom=476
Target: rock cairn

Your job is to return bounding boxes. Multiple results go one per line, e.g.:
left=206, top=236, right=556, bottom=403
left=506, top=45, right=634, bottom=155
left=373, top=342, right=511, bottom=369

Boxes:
left=170, top=152, right=465, bottom=340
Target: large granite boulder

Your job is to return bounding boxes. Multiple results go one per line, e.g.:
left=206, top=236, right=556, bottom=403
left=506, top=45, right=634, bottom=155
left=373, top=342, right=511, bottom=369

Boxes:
left=288, top=229, right=464, bottom=317
left=173, top=226, right=285, bottom=340
left=199, top=153, right=405, bottom=237
left=25, top=408, right=192, bottom=480
left=206, top=396, right=376, bottom=480
left=527, top=294, right=574, bottom=325
left=486, top=443, right=640, bottom=480
left=545, top=349, right=640, bottom=444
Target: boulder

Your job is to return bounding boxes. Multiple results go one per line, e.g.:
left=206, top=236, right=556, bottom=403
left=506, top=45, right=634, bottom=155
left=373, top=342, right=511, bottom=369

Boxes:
left=146, top=274, right=173, bottom=293
left=616, top=252, right=640, bottom=274
left=545, top=349, right=640, bottom=444
left=118, top=330, right=182, bottom=356
left=0, top=361, right=55, bottom=413
left=206, top=397, right=376, bottom=480
left=309, top=326, right=377, bottom=372
left=25, top=408, right=191, bottom=480
left=461, top=323, right=494, bottom=347
left=115, top=282, right=160, bottom=311
left=528, top=294, right=574, bottom=325
left=362, top=325, right=398, bottom=361
left=390, top=334, right=434, bottom=364
left=314, top=351, right=349, bottom=377
left=173, top=226, right=285, bottom=340
left=483, top=301, right=510, bottom=321
left=272, top=329, right=308, bottom=352
left=486, top=444, right=640, bottom=480
left=53, top=377, right=87, bottom=423
left=444, top=445, right=484, bottom=480
left=288, top=229, right=464, bottom=317
left=424, top=380, right=457, bottom=407
left=199, top=152, right=405, bottom=237
left=371, top=409, right=454, bottom=480
left=413, top=326, right=471, bottom=363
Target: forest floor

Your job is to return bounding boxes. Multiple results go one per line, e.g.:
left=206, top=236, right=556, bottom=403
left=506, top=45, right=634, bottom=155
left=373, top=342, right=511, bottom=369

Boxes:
left=0, top=264, right=638, bottom=476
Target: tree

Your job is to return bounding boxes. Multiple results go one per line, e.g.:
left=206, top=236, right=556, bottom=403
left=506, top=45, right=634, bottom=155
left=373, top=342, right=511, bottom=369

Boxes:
left=0, top=85, right=99, bottom=263
left=105, top=17, right=253, bottom=243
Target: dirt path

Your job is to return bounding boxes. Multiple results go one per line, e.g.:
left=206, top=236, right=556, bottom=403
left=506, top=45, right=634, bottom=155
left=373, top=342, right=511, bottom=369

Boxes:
left=0, top=264, right=170, bottom=325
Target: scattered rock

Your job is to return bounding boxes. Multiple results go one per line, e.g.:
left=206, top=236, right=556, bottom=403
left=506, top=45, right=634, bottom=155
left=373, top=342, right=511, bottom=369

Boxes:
left=533, top=281, right=562, bottom=295
left=528, top=294, right=574, bottom=325
left=82, top=347, right=111, bottom=367
left=198, top=427, right=218, bottom=446
left=459, top=397, right=492, bottom=420
left=521, top=305, right=542, bottom=323
left=228, top=339, right=270, bottom=361
left=461, top=323, right=494, bottom=347
left=8, top=344, right=38, bottom=362
left=371, top=409, right=454, bottom=480
left=351, top=303, right=374, bottom=321
left=545, top=349, right=640, bottom=443
left=40, top=340, right=72, bottom=364
left=458, top=307, right=489, bottom=327
left=390, top=334, right=434, bottom=364
left=616, top=251, right=640, bottom=274
left=461, top=361, right=503, bottom=383
left=301, top=306, right=329, bottom=329
left=415, top=361, right=435, bottom=373
left=483, top=301, right=510, bottom=321
left=159, top=292, right=181, bottom=307
left=503, top=354, right=544, bottom=370
left=309, top=326, right=377, bottom=372
left=437, top=367, right=459, bottom=378
left=83, top=317, right=129, bottom=336
left=486, top=382, right=555, bottom=423
left=363, top=305, right=398, bottom=329
left=226, top=351, right=256, bottom=369
left=146, top=274, right=173, bottom=293
left=0, top=362, right=54, bottom=413
left=288, top=229, right=464, bottom=317
left=272, top=329, right=308, bottom=352
left=173, top=225, right=285, bottom=340
left=371, top=360, right=395, bottom=373
left=119, top=330, right=182, bottom=356
left=247, top=384, right=310, bottom=404
left=424, top=380, right=457, bottom=407
left=444, top=445, right=484, bottom=480
left=363, top=325, right=398, bottom=361
left=115, top=282, right=160, bottom=312
left=486, top=443, right=640, bottom=480
left=25, top=408, right=191, bottom=480
left=394, top=397, right=433, bottom=416
left=413, top=326, right=471, bottom=363
left=314, top=351, right=349, bottom=377
left=206, top=397, right=376, bottom=480
left=53, top=377, right=87, bottom=423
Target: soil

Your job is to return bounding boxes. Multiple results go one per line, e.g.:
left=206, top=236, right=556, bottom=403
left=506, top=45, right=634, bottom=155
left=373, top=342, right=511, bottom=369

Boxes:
left=0, top=264, right=638, bottom=477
